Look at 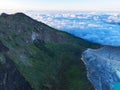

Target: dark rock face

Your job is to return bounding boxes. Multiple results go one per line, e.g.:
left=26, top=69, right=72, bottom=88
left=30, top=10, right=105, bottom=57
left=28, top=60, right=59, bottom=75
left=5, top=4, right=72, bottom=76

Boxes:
left=82, top=46, right=120, bottom=90
left=0, top=41, right=9, bottom=52
left=0, top=13, right=10, bottom=17
left=0, top=41, right=33, bottom=90
left=0, top=55, right=33, bottom=90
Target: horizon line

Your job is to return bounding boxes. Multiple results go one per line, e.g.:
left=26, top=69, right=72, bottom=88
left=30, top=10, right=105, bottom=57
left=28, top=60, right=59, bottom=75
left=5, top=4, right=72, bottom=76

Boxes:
left=0, top=9, right=120, bottom=13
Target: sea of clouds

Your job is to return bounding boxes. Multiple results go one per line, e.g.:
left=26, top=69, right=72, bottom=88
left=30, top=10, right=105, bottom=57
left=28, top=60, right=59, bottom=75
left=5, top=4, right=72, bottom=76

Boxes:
left=25, top=11, right=120, bottom=46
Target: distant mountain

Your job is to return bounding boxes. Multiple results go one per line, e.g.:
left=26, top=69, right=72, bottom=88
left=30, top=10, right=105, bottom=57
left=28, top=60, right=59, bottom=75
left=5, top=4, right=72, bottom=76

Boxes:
left=0, top=13, right=100, bottom=90
left=82, top=46, right=120, bottom=90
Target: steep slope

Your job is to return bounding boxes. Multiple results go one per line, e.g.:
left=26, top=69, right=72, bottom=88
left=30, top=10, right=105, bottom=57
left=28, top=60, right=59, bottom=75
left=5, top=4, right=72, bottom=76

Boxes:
left=0, top=13, right=100, bottom=90
left=0, top=41, right=33, bottom=90
left=82, top=46, right=120, bottom=90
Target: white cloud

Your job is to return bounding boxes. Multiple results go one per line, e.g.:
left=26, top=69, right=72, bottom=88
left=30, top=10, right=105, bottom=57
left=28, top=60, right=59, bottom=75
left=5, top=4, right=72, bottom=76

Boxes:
left=26, top=11, right=120, bottom=46
left=88, top=24, right=101, bottom=28
left=105, top=15, right=120, bottom=24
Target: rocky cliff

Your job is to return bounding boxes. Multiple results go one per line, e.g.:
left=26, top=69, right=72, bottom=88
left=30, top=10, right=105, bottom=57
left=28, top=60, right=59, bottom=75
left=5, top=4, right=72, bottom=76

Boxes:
left=82, top=46, right=120, bottom=90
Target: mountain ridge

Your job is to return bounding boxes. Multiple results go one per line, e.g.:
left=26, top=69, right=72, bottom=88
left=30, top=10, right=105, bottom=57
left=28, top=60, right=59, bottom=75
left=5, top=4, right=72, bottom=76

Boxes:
left=0, top=12, right=100, bottom=90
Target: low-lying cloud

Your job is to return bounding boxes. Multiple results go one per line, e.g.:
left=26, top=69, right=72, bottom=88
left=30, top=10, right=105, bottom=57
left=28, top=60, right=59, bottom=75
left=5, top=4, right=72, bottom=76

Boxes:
left=26, top=11, right=120, bottom=46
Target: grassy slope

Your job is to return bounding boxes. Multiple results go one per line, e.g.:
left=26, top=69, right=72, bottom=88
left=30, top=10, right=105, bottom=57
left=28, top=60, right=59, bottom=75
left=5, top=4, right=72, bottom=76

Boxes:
left=0, top=13, right=100, bottom=90
left=9, top=33, right=99, bottom=90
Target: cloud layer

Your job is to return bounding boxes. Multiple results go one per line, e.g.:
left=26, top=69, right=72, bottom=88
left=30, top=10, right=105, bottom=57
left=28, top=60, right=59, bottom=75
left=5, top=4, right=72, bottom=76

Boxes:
left=26, top=11, right=120, bottom=46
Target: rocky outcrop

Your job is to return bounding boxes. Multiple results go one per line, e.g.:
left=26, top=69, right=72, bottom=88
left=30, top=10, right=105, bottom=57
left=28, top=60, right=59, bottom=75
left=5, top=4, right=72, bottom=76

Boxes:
left=82, top=46, right=120, bottom=90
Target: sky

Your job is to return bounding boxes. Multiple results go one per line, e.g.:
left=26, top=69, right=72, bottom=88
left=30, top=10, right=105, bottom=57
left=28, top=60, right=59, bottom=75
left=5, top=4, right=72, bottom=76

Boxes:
left=0, top=0, right=120, bottom=11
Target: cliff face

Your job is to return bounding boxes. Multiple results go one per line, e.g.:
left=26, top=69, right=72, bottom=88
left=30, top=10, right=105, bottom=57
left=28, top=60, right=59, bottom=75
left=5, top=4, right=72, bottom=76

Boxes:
left=82, top=46, right=120, bottom=90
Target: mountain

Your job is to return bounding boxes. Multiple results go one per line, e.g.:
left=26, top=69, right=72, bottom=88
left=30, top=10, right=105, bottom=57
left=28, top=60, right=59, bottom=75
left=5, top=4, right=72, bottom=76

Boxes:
left=0, top=13, right=100, bottom=90
left=82, top=46, right=120, bottom=90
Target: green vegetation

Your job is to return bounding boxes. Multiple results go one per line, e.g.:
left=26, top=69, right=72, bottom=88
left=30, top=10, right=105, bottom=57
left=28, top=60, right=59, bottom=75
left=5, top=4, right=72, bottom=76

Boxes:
left=0, top=13, right=100, bottom=90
